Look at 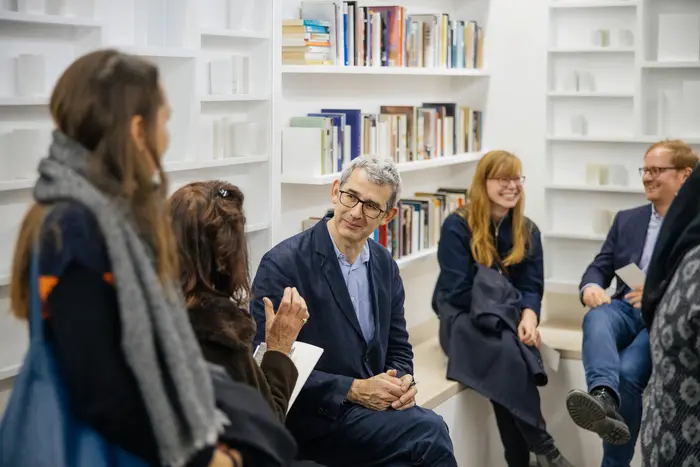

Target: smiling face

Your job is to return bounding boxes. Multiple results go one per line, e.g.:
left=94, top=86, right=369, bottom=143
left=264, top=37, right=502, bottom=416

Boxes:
left=642, top=147, right=687, bottom=204
left=330, top=168, right=397, bottom=246
left=485, top=173, right=523, bottom=211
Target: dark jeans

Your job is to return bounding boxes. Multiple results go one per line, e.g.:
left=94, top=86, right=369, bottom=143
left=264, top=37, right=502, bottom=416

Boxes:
left=492, top=401, right=554, bottom=467
left=582, top=299, right=652, bottom=467
left=297, top=404, right=457, bottom=467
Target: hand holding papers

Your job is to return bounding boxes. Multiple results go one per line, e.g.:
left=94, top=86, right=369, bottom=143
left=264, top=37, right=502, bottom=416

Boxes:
left=616, top=263, right=646, bottom=309
left=615, top=263, right=646, bottom=288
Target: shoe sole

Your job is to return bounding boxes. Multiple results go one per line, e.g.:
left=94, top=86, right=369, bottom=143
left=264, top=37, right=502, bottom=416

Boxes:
left=566, top=390, right=631, bottom=445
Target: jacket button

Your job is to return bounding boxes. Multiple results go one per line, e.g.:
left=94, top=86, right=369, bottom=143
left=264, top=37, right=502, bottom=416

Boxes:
left=363, top=354, right=369, bottom=362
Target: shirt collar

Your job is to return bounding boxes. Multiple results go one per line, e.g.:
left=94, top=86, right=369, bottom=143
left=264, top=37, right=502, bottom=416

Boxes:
left=651, top=203, right=663, bottom=221
left=328, top=227, right=370, bottom=265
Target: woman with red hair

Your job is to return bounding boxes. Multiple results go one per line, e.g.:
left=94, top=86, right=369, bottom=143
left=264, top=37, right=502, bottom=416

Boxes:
left=432, top=150, right=572, bottom=467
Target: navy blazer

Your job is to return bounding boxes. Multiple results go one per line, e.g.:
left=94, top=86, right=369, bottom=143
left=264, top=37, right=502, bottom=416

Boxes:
left=432, top=212, right=544, bottom=319
left=579, top=204, right=652, bottom=302
left=250, top=217, right=413, bottom=442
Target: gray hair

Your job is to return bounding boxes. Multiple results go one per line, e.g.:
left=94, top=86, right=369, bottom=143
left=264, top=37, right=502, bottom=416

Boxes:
left=338, top=156, right=402, bottom=209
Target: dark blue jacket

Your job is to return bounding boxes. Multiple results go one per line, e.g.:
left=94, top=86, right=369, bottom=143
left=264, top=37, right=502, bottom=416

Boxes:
left=579, top=204, right=652, bottom=302
left=250, top=217, right=413, bottom=442
left=432, top=212, right=544, bottom=319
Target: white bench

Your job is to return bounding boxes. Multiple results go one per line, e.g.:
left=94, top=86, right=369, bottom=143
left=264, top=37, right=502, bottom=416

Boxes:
left=409, top=302, right=642, bottom=467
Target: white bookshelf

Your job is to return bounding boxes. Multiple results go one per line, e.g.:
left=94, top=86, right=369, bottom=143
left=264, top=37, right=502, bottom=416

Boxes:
left=544, top=0, right=700, bottom=298
left=0, top=0, right=275, bottom=381
left=275, top=0, right=490, bottom=245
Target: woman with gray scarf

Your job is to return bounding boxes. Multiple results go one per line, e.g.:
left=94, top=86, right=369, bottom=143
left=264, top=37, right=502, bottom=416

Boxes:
left=7, top=49, right=241, bottom=467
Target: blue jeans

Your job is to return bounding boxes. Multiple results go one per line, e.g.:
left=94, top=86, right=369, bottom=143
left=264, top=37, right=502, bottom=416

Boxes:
left=582, top=299, right=652, bottom=467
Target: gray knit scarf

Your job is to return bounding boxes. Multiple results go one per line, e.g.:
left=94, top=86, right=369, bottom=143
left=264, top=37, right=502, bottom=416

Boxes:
left=34, top=131, right=228, bottom=466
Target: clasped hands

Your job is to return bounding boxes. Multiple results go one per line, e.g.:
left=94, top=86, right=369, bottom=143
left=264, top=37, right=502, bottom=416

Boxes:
left=583, top=284, right=643, bottom=309
left=347, top=369, right=417, bottom=411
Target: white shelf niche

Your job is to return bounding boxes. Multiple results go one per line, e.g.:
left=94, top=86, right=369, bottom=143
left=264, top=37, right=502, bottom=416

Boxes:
left=549, top=4, right=637, bottom=51
left=101, top=0, right=198, bottom=49
left=643, top=0, right=700, bottom=63
left=0, top=19, right=100, bottom=101
left=641, top=67, right=700, bottom=139
left=200, top=38, right=271, bottom=99
left=548, top=97, right=634, bottom=138
left=548, top=140, right=648, bottom=188
left=548, top=52, right=634, bottom=96
left=198, top=0, right=270, bottom=38
left=547, top=190, right=645, bottom=242
left=281, top=153, right=483, bottom=185
left=543, top=237, right=608, bottom=284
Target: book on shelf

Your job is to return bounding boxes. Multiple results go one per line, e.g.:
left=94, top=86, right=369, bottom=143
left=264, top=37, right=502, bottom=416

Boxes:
left=282, top=104, right=483, bottom=176
left=282, top=19, right=334, bottom=65
left=289, top=2, right=484, bottom=69
left=300, top=188, right=468, bottom=261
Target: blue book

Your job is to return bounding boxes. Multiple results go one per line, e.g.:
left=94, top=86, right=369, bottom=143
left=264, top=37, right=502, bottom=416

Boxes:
left=321, top=108, right=362, bottom=162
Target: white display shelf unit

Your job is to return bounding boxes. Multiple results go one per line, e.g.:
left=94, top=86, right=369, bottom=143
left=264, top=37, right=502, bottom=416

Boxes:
left=544, top=0, right=700, bottom=298
left=0, top=0, right=275, bottom=381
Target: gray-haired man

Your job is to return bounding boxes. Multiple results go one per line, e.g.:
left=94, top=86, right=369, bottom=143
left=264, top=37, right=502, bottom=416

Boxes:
left=251, top=157, right=457, bottom=466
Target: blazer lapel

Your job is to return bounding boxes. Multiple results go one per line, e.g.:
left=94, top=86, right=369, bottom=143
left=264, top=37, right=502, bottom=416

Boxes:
left=367, top=255, right=383, bottom=345
left=631, top=205, right=652, bottom=265
left=313, top=219, right=365, bottom=341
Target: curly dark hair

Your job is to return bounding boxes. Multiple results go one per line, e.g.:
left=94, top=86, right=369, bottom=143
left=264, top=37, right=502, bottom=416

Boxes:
left=168, top=180, right=250, bottom=309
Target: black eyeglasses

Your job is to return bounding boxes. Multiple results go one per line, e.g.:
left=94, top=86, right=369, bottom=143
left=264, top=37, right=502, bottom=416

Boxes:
left=489, top=176, right=526, bottom=188
left=338, top=190, right=385, bottom=219
left=639, top=167, right=678, bottom=178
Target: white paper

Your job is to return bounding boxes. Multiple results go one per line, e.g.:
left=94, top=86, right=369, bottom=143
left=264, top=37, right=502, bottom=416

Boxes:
left=254, top=341, right=324, bottom=413
left=615, top=263, right=646, bottom=289
left=539, top=342, right=560, bottom=373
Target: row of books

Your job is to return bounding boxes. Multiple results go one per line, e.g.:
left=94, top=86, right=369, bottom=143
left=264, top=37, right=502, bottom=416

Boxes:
left=302, top=187, right=468, bottom=260
left=282, top=105, right=484, bottom=176
left=289, top=2, right=484, bottom=69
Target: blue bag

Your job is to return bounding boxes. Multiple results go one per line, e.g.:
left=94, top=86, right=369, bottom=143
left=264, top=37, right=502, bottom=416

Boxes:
left=0, top=247, right=150, bottom=467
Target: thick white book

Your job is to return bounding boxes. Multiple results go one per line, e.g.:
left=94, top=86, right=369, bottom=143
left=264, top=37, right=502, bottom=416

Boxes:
left=254, top=341, right=324, bottom=413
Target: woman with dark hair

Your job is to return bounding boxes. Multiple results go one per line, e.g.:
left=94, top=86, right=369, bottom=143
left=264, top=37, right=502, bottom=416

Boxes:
left=169, top=180, right=308, bottom=422
left=640, top=164, right=700, bottom=467
left=6, top=50, right=239, bottom=466
left=432, top=151, right=572, bottom=467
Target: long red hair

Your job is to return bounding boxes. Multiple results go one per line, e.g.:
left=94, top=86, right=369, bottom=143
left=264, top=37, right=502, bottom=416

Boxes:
left=458, top=150, right=530, bottom=267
